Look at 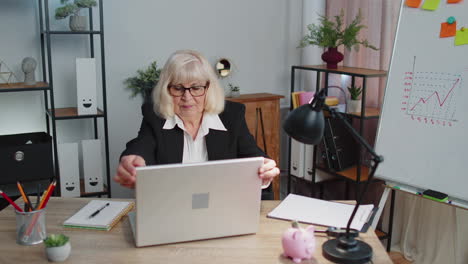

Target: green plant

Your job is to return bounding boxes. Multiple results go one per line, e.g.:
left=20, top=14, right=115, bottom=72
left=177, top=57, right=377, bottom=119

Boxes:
left=55, top=0, right=97, bottom=20
left=299, top=9, right=378, bottom=51
left=44, top=234, right=69, bottom=248
left=124, top=61, right=161, bottom=100
left=228, top=83, right=239, bottom=92
left=348, top=85, right=362, bottom=100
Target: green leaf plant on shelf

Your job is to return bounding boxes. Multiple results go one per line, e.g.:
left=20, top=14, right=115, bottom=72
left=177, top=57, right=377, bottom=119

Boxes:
left=299, top=9, right=378, bottom=69
left=124, top=61, right=162, bottom=102
left=55, top=0, right=97, bottom=31
left=347, top=85, right=362, bottom=114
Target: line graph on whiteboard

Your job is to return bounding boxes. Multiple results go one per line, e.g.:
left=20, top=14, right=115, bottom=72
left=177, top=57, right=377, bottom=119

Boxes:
left=400, top=56, right=463, bottom=127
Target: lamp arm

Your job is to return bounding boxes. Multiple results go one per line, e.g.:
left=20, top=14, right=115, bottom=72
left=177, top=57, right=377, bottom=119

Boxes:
left=324, top=105, right=382, bottom=162
left=323, top=105, right=383, bottom=238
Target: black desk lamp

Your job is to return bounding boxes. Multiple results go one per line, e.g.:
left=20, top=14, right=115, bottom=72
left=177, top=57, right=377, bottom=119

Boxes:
left=283, top=88, right=383, bottom=264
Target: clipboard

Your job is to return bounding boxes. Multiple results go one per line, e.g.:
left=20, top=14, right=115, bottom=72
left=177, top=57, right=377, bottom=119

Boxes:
left=267, top=194, right=376, bottom=232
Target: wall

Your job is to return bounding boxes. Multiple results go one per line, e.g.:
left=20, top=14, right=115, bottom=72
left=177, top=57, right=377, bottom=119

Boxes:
left=1, top=0, right=308, bottom=198
left=0, top=1, right=44, bottom=134
left=106, top=0, right=305, bottom=197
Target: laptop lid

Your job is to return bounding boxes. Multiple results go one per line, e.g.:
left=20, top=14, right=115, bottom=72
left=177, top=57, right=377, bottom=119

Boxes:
left=133, top=157, right=264, bottom=247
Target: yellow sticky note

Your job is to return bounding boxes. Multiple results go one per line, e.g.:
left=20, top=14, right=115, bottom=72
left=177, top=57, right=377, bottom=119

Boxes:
left=422, top=0, right=441, bottom=10
left=455, top=29, right=468, bottom=46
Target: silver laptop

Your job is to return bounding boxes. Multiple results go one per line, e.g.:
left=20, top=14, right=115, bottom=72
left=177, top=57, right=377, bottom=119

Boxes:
left=128, top=157, right=264, bottom=247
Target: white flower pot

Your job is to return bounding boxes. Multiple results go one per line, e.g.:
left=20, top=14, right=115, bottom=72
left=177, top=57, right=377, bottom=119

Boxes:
left=45, top=241, right=71, bottom=262
left=69, top=16, right=87, bottom=31
left=347, top=100, right=362, bottom=113
left=230, top=90, right=240, bottom=98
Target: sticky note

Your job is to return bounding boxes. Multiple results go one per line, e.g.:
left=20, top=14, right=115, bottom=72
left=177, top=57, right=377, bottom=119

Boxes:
left=422, top=0, right=441, bottom=10
left=406, top=0, right=422, bottom=7
left=440, top=22, right=457, bottom=37
left=455, top=29, right=468, bottom=45
left=447, top=0, right=462, bottom=3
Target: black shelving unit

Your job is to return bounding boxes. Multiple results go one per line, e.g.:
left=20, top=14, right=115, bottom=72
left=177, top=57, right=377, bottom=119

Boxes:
left=287, top=64, right=392, bottom=249
left=288, top=65, right=386, bottom=197
left=38, top=0, right=111, bottom=197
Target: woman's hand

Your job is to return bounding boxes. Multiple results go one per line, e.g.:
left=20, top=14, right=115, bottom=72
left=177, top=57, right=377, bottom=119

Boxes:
left=113, top=155, right=146, bottom=189
left=258, top=158, right=280, bottom=188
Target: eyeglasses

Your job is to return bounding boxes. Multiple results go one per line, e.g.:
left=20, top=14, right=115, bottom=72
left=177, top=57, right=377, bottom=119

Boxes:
left=168, top=83, right=208, bottom=97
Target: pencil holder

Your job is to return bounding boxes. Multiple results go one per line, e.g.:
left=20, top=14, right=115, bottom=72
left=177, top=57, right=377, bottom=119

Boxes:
left=15, top=207, right=47, bottom=245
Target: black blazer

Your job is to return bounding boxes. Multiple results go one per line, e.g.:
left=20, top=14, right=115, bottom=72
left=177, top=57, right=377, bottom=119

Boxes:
left=121, top=100, right=267, bottom=165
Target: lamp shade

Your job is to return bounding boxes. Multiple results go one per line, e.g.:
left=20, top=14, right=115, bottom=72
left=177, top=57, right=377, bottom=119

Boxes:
left=283, top=103, right=325, bottom=145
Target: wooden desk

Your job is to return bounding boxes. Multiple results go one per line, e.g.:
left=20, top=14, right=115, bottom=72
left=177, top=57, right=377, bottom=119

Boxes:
left=0, top=198, right=392, bottom=263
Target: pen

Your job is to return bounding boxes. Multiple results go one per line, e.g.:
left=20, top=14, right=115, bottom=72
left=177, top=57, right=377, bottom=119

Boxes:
left=391, top=185, right=420, bottom=195
left=35, top=184, right=41, bottom=210
left=40, top=181, right=56, bottom=209
left=36, top=185, right=49, bottom=210
left=447, top=199, right=468, bottom=209
left=24, top=181, right=56, bottom=237
left=38, top=180, right=56, bottom=210
left=89, top=203, right=110, bottom=218
left=17, top=182, right=33, bottom=212
left=0, top=190, right=23, bottom=212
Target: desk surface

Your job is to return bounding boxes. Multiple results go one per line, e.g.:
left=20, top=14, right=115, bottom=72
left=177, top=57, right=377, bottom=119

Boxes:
left=0, top=198, right=392, bottom=264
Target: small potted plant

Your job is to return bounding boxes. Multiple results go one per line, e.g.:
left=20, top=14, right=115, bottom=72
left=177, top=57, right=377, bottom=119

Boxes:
left=44, top=234, right=71, bottom=262
left=124, top=61, right=161, bottom=102
left=299, top=9, right=378, bottom=69
left=347, top=85, right=362, bottom=113
left=228, top=83, right=240, bottom=98
left=55, top=0, right=97, bottom=31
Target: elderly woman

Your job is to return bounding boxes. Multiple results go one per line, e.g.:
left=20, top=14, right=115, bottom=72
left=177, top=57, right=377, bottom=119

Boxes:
left=114, top=50, right=280, bottom=196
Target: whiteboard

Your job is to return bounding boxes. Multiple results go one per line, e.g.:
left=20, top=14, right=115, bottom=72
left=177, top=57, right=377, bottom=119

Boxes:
left=375, top=0, right=468, bottom=202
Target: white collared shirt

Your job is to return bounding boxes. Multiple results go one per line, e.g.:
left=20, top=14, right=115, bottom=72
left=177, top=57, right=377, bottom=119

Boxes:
left=163, top=113, right=227, bottom=163
left=162, top=113, right=270, bottom=189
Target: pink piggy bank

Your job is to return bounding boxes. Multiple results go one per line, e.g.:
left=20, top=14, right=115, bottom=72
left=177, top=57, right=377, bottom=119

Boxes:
left=281, top=221, right=315, bottom=263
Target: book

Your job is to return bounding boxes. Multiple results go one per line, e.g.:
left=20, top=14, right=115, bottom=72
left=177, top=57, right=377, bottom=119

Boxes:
left=296, top=91, right=340, bottom=107
left=63, top=200, right=134, bottom=231
left=267, top=194, right=375, bottom=231
left=324, top=96, right=339, bottom=106
left=291, top=91, right=303, bottom=109
left=298, top=91, right=315, bottom=105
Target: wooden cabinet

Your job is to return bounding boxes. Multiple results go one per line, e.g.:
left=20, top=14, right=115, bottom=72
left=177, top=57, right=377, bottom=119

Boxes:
left=227, top=93, right=284, bottom=199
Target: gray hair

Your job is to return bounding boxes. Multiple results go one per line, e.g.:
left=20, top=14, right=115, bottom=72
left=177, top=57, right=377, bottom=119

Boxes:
left=152, top=50, right=225, bottom=119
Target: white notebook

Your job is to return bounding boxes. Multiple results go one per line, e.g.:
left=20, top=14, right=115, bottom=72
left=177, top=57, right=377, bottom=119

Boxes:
left=64, top=200, right=134, bottom=231
left=267, top=194, right=375, bottom=231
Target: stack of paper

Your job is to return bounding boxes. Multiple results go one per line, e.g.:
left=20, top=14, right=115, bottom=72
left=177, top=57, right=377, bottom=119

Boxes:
left=267, top=194, right=374, bottom=231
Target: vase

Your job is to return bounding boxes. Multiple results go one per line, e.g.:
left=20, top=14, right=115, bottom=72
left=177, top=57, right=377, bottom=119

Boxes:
left=69, top=16, right=87, bottom=31
left=45, top=241, right=71, bottom=262
left=347, top=99, right=362, bottom=113
left=321, top=47, right=344, bottom=69
left=230, top=90, right=240, bottom=98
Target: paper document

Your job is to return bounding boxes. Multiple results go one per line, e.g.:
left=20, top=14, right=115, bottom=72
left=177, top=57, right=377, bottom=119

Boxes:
left=267, top=194, right=374, bottom=231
